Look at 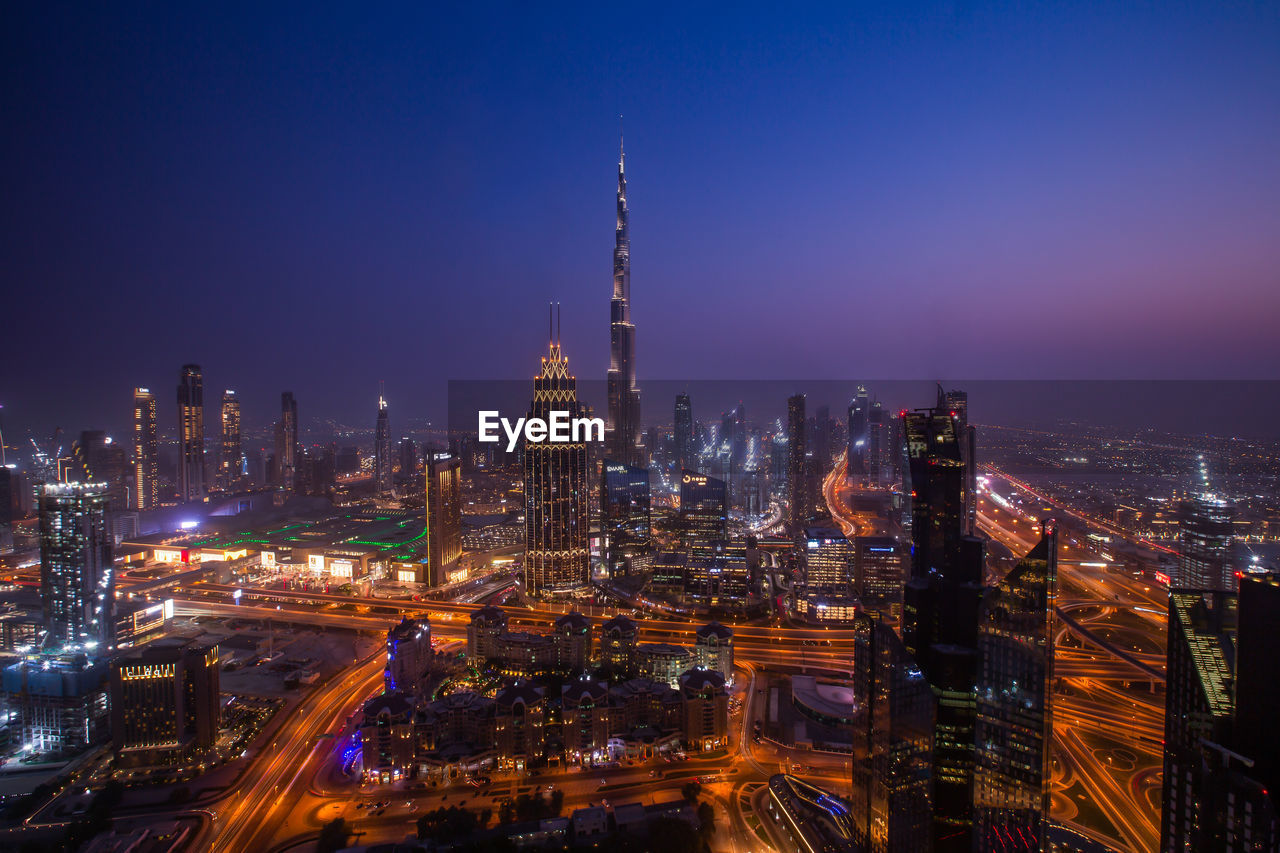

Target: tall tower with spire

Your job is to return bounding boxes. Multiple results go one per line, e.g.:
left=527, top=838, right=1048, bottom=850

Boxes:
left=374, top=385, right=392, bottom=496
left=525, top=305, right=591, bottom=598
left=607, top=127, right=642, bottom=466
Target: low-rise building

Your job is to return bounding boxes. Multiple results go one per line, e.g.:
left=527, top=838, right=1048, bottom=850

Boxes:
left=637, top=643, right=693, bottom=688
left=694, top=621, right=734, bottom=686
left=359, top=691, right=415, bottom=784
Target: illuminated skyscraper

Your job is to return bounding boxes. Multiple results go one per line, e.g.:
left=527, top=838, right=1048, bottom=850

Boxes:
left=607, top=132, right=642, bottom=467
left=801, top=526, right=853, bottom=595
left=1161, top=572, right=1280, bottom=852
left=277, top=391, right=298, bottom=491
left=176, top=364, right=205, bottom=502
left=425, top=453, right=462, bottom=586
left=38, top=482, right=113, bottom=653
left=1175, top=493, right=1235, bottom=591
left=374, top=392, right=392, bottom=496
left=674, top=393, right=693, bottom=472
left=902, top=403, right=985, bottom=852
left=218, top=390, right=241, bottom=491
left=848, top=385, right=869, bottom=480
left=680, top=469, right=727, bottom=560
left=601, top=461, right=651, bottom=578
left=109, top=638, right=220, bottom=765
left=866, top=400, right=886, bottom=487
left=974, top=521, right=1058, bottom=852
left=787, top=394, right=807, bottom=533
left=524, top=327, right=590, bottom=598
left=856, top=535, right=904, bottom=624
left=132, top=388, right=158, bottom=510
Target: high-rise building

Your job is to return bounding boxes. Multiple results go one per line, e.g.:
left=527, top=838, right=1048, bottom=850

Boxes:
left=1175, top=493, right=1235, bottom=591
left=607, top=134, right=642, bottom=467
left=218, top=390, right=241, bottom=491
left=601, top=461, right=651, bottom=578
left=855, top=536, right=904, bottom=624
left=397, top=436, right=417, bottom=481
left=901, top=403, right=986, bottom=852
left=71, top=430, right=129, bottom=509
left=848, top=386, right=870, bottom=480
left=109, top=639, right=220, bottom=765
left=1, top=653, right=109, bottom=756
left=523, top=332, right=590, bottom=598
left=177, top=364, right=205, bottom=502
left=424, top=453, right=462, bottom=586
left=385, top=617, right=432, bottom=694
left=374, top=393, right=392, bottom=496
left=801, top=526, right=853, bottom=595
left=38, top=482, right=114, bottom=653
left=851, top=612, right=934, bottom=853
left=974, top=521, right=1058, bottom=851
left=943, top=387, right=976, bottom=534
left=132, top=388, right=158, bottom=510
left=674, top=393, right=693, bottom=472
left=867, top=400, right=886, bottom=487
left=680, top=469, right=727, bottom=560
left=276, top=391, right=298, bottom=491
left=1161, top=572, right=1280, bottom=853
left=787, top=394, right=808, bottom=533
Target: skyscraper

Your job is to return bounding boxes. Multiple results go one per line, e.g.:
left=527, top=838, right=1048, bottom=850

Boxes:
left=277, top=391, right=298, bottom=491
left=674, top=393, right=693, bottom=473
left=176, top=364, right=205, bottom=502
left=71, top=430, right=128, bottom=510
left=375, top=392, right=392, bottom=496
left=38, top=482, right=114, bottom=653
left=855, top=536, right=904, bottom=624
left=607, top=133, right=642, bottom=467
left=787, top=394, right=807, bottom=533
left=902, top=403, right=986, bottom=852
left=848, top=386, right=869, bottom=480
left=523, top=329, right=590, bottom=598
left=851, top=612, right=934, bottom=853
left=132, top=388, right=158, bottom=510
left=974, top=521, right=1058, bottom=852
left=943, top=386, right=977, bottom=534
left=680, top=469, right=727, bottom=560
left=601, top=461, right=652, bottom=578
left=1161, top=574, right=1280, bottom=852
left=218, top=390, right=241, bottom=492
left=866, top=400, right=886, bottom=487
left=1175, top=493, right=1235, bottom=590
left=109, top=639, right=220, bottom=765
left=425, top=453, right=462, bottom=586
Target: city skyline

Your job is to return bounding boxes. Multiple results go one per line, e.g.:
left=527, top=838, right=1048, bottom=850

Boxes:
left=1, top=5, right=1279, bottom=853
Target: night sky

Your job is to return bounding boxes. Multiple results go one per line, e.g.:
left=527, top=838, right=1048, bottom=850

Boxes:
left=3, top=3, right=1278, bottom=437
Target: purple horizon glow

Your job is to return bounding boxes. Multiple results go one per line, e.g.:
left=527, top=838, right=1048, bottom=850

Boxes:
left=2, top=3, right=1278, bottom=435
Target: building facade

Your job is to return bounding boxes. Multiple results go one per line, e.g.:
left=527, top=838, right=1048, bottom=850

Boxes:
left=523, top=335, right=590, bottom=597
left=39, top=482, right=114, bottom=653
left=132, top=387, right=159, bottom=510
left=424, top=453, right=462, bottom=586
left=177, top=364, right=205, bottom=502
left=606, top=135, right=642, bottom=467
